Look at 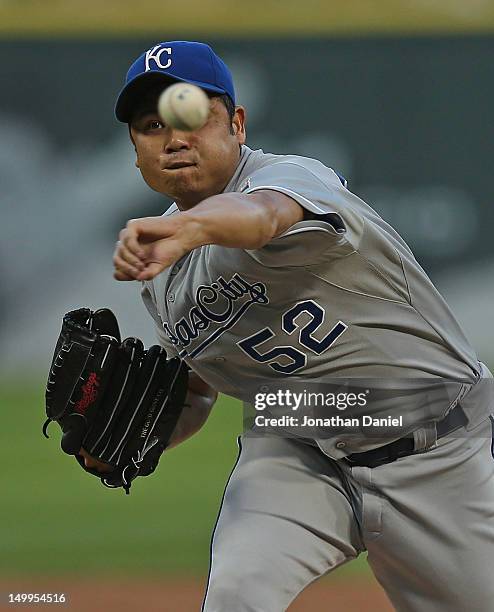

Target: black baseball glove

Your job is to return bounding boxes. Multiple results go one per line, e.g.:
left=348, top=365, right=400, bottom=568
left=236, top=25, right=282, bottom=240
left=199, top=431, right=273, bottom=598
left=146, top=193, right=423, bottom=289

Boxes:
left=43, top=307, right=188, bottom=494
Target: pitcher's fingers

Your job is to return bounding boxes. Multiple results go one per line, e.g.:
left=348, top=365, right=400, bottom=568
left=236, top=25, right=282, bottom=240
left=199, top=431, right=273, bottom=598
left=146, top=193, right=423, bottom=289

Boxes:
left=120, top=224, right=145, bottom=258
left=79, top=448, right=113, bottom=473
left=114, top=269, right=136, bottom=281
left=136, top=261, right=167, bottom=281
left=115, top=241, right=144, bottom=269
left=113, top=252, right=141, bottom=279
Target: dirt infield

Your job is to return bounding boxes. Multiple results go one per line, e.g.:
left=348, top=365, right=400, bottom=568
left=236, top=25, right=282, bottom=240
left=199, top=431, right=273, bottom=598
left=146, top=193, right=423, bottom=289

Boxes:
left=0, top=576, right=393, bottom=611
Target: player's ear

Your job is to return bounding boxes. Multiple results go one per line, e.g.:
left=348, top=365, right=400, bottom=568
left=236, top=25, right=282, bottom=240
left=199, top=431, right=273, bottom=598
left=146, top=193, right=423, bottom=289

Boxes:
left=232, top=106, right=246, bottom=145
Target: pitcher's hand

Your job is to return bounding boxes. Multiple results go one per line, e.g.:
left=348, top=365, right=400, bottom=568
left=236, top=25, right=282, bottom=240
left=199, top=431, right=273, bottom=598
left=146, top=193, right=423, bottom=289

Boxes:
left=113, top=215, right=205, bottom=281
left=79, top=448, right=113, bottom=473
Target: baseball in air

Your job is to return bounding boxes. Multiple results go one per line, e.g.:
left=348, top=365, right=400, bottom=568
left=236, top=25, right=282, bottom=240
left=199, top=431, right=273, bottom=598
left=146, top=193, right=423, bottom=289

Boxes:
left=157, top=82, right=210, bottom=131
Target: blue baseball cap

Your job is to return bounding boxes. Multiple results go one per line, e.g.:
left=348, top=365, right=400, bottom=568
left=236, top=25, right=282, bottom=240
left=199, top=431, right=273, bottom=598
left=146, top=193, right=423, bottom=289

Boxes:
left=115, top=41, right=235, bottom=123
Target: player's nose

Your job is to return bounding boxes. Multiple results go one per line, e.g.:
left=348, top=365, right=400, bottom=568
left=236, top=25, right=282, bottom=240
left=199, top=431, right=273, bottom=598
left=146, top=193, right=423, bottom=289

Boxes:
left=164, top=133, right=192, bottom=154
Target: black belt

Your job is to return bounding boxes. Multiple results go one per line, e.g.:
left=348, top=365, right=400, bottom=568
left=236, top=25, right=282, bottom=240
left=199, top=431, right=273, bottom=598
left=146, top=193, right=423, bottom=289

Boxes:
left=344, top=403, right=468, bottom=469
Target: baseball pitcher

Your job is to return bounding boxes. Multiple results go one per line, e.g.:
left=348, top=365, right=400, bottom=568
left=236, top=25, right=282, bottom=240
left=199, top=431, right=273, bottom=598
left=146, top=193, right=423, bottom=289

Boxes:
left=46, top=41, right=494, bottom=611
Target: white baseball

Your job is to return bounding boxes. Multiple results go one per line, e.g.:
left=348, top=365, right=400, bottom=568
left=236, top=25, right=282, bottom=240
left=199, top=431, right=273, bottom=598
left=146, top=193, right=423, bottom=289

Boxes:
left=157, top=82, right=210, bottom=131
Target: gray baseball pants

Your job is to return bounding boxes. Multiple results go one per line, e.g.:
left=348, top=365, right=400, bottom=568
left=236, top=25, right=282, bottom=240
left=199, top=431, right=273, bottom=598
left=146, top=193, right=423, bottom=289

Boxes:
left=202, top=416, right=494, bottom=611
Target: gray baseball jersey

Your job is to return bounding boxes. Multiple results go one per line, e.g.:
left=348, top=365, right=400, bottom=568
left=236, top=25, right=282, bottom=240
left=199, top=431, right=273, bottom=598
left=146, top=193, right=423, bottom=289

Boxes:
left=142, top=145, right=491, bottom=455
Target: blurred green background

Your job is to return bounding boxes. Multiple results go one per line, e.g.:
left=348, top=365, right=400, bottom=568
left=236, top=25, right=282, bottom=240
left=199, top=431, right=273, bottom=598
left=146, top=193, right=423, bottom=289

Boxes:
left=0, top=382, right=242, bottom=577
left=0, top=381, right=371, bottom=579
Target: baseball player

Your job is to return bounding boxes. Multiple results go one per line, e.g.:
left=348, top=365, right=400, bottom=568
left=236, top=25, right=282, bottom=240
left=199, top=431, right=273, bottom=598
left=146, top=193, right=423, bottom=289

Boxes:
left=89, top=41, right=494, bottom=610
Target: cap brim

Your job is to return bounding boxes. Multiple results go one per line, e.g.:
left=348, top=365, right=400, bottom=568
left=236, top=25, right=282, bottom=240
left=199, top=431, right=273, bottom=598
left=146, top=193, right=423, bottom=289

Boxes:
left=114, top=71, right=227, bottom=123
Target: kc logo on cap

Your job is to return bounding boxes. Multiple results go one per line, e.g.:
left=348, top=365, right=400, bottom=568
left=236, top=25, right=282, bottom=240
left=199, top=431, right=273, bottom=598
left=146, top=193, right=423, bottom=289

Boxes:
left=145, top=45, right=173, bottom=71
left=115, top=40, right=236, bottom=122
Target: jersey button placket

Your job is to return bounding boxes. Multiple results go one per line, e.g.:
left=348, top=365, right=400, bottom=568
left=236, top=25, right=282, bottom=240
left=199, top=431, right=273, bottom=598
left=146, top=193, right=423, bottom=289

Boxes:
left=162, top=270, right=176, bottom=324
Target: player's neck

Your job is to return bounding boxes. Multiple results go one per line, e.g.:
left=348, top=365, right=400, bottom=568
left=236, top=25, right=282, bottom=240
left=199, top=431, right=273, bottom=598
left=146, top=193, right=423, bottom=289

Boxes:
left=175, top=172, right=240, bottom=211
left=175, top=191, right=217, bottom=211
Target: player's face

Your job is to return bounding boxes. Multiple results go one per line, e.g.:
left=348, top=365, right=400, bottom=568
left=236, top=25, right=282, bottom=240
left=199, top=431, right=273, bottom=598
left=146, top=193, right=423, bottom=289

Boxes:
left=129, top=92, right=246, bottom=209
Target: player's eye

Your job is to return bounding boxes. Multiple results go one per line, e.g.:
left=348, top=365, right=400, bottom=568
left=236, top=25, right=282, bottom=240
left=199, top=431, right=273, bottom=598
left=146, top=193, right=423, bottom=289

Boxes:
left=146, top=119, right=164, bottom=130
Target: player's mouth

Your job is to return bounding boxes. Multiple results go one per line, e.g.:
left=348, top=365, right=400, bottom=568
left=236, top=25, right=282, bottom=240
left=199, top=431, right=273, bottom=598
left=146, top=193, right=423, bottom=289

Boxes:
left=161, top=160, right=197, bottom=171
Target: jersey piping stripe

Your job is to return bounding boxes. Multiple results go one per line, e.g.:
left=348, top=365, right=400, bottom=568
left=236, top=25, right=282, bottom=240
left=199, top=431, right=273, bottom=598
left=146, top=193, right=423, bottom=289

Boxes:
left=274, top=226, right=342, bottom=239
left=201, top=436, right=243, bottom=612
left=163, top=203, right=179, bottom=217
left=244, top=184, right=347, bottom=238
left=244, top=184, right=328, bottom=214
left=308, top=271, right=411, bottom=305
left=490, top=415, right=494, bottom=460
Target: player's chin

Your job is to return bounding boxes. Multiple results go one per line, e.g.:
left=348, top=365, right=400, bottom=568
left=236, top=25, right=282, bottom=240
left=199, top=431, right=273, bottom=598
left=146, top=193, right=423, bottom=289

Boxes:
left=159, top=169, right=203, bottom=193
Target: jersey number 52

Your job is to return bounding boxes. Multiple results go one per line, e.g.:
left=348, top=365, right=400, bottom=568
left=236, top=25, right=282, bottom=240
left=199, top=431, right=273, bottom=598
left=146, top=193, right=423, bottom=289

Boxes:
left=237, top=299, right=347, bottom=374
